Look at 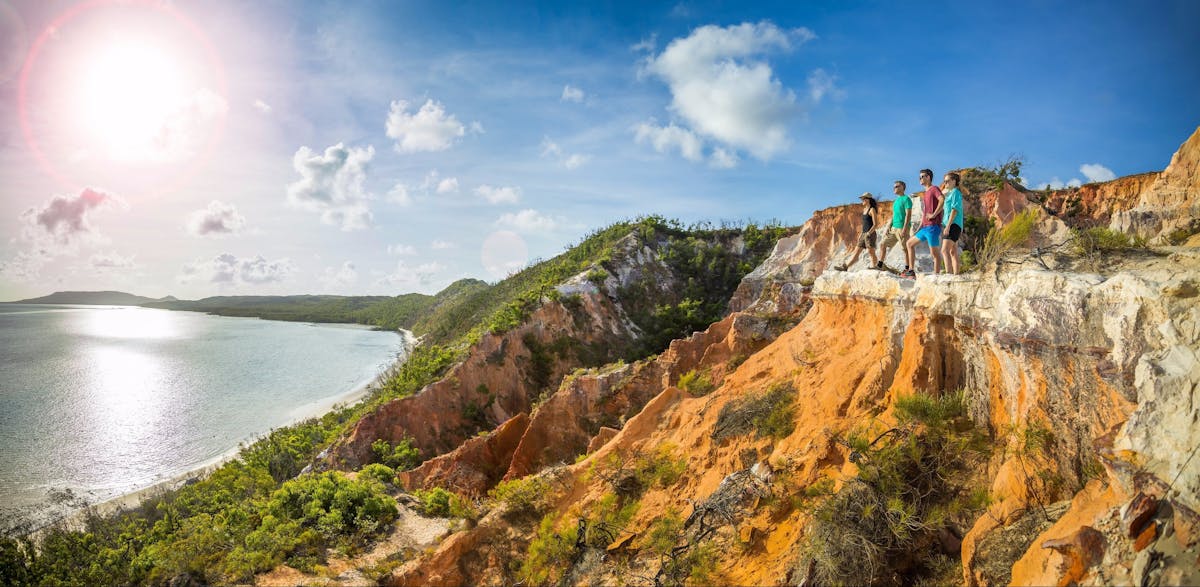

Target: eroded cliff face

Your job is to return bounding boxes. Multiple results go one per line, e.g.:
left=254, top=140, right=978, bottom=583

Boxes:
left=378, top=128, right=1200, bottom=587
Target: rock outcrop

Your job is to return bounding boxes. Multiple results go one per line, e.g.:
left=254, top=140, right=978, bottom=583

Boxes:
left=373, top=126, right=1200, bottom=587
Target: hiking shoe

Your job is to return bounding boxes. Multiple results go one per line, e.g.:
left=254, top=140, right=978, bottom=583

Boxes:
left=875, top=261, right=885, bottom=269
left=900, top=269, right=916, bottom=278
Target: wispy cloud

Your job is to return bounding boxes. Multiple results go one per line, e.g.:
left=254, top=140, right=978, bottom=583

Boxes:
left=179, top=253, right=294, bottom=285
left=496, top=208, right=559, bottom=232
left=561, top=85, right=585, bottom=102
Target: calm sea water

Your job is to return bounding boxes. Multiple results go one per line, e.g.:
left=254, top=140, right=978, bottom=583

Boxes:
left=0, top=304, right=405, bottom=533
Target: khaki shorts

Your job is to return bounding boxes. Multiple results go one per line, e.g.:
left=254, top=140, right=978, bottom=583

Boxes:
left=856, top=231, right=876, bottom=249
left=879, top=226, right=907, bottom=250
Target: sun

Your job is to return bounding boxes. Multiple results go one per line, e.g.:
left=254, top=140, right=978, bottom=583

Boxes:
left=76, top=41, right=191, bottom=161
left=18, top=0, right=228, bottom=194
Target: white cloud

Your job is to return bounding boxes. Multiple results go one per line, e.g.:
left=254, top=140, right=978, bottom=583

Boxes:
left=436, top=177, right=459, bottom=194
left=385, top=99, right=466, bottom=153
left=20, top=188, right=121, bottom=250
left=286, top=142, right=374, bottom=230
left=563, top=154, right=590, bottom=169
left=187, top=200, right=246, bottom=236
left=1031, top=176, right=1083, bottom=190
left=641, top=22, right=813, bottom=161
left=430, top=239, right=455, bottom=250
left=320, top=261, right=358, bottom=289
left=709, top=147, right=739, bottom=169
left=387, top=244, right=417, bottom=256
left=631, top=35, right=657, bottom=53
left=179, top=253, right=294, bottom=285
left=253, top=99, right=272, bottom=114
left=540, top=137, right=591, bottom=169
left=469, top=121, right=486, bottom=134
left=0, top=251, right=48, bottom=281
left=634, top=122, right=704, bottom=162
left=89, top=251, right=135, bottom=270
left=376, top=260, right=444, bottom=289
left=561, top=85, right=585, bottom=102
left=1079, top=163, right=1116, bottom=183
left=806, top=68, right=844, bottom=103
left=475, top=184, right=521, bottom=205
left=496, top=209, right=558, bottom=232
left=387, top=183, right=412, bottom=205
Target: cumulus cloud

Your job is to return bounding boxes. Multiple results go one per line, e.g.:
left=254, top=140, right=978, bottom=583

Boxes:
left=1079, top=163, right=1116, bottom=183
left=709, top=147, right=739, bottom=169
left=496, top=209, right=559, bottom=232
left=20, top=188, right=121, bottom=249
left=187, top=200, right=246, bottom=236
left=540, top=137, right=591, bottom=169
left=387, top=244, right=417, bottom=256
left=640, top=21, right=813, bottom=161
left=634, top=122, right=703, bottom=162
left=253, top=99, right=272, bottom=114
left=430, top=239, right=455, bottom=250
left=561, top=85, right=585, bottom=102
left=179, top=253, right=294, bottom=285
left=436, top=177, right=459, bottom=194
left=320, top=261, right=358, bottom=289
left=376, top=260, right=444, bottom=289
left=286, top=142, right=374, bottom=230
left=475, top=184, right=521, bottom=205
left=385, top=99, right=467, bottom=153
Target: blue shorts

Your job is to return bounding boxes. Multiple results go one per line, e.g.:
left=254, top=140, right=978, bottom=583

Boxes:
left=915, top=225, right=942, bottom=248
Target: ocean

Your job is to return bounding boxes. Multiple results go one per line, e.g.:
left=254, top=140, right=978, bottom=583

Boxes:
left=0, top=304, right=405, bottom=533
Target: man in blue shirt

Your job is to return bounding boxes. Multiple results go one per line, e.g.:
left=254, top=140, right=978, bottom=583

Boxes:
left=940, top=172, right=965, bottom=274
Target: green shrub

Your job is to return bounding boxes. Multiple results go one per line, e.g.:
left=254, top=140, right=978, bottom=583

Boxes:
left=634, top=443, right=688, bottom=489
left=646, top=508, right=684, bottom=556
left=371, top=437, right=421, bottom=470
left=266, top=471, right=397, bottom=540
left=800, top=391, right=989, bottom=586
left=519, top=512, right=578, bottom=585
left=414, top=487, right=454, bottom=517
left=973, top=208, right=1038, bottom=269
left=358, top=463, right=397, bottom=486
left=1071, top=227, right=1147, bottom=268
left=488, top=475, right=552, bottom=517
left=677, top=368, right=716, bottom=396
left=712, top=381, right=796, bottom=441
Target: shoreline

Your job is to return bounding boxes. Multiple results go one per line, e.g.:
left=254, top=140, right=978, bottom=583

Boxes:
left=21, top=328, right=415, bottom=540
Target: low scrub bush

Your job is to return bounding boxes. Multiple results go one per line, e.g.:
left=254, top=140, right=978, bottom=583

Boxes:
left=712, top=381, right=796, bottom=441
left=488, top=475, right=552, bottom=518
left=677, top=368, right=716, bottom=396
left=799, top=391, right=990, bottom=586
left=974, top=208, right=1038, bottom=269
left=358, top=463, right=396, bottom=486
left=371, top=437, right=421, bottom=471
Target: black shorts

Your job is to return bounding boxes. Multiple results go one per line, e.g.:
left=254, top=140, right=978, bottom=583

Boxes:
left=945, top=224, right=962, bottom=242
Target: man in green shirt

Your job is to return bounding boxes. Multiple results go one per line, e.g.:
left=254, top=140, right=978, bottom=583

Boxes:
left=876, top=180, right=913, bottom=272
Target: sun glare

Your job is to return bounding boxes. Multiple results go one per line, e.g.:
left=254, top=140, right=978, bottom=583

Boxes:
left=77, top=41, right=190, bottom=160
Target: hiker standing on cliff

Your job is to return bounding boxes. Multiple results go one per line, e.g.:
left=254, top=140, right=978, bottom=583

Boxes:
left=903, top=168, right=944, bottom=277
left=876, top=180, right=913, bottom=272
left=940, top=172, right=965, bottom=274
left=834, top=193, right=881, bottom=271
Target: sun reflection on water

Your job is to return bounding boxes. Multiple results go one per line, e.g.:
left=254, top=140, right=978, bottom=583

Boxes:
left=77, top=307, right=182, bottom=339
left=84, top=344, right=168, bottom=472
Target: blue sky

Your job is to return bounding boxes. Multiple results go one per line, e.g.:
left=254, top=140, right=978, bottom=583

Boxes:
left=1, top=0, right=1197, bottom=299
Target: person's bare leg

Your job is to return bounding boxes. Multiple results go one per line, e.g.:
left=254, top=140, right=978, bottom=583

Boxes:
left=868, top=245, right=879, bottom=268
left=846, top=246, right=863, bottom=268
left=905, top=237, right=920, bottom=272
left=943, top=241, right=959, bottom=274
left=931, top=245, right=943, bottom=274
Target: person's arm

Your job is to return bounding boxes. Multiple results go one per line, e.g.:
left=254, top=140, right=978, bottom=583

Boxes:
left=872, top=207, right=880, bottom=230
left=903, top=205, right=912, bottom=236
left=928, top=190, right=945, bottom=221
left=945, top=208, right=958, bottom=231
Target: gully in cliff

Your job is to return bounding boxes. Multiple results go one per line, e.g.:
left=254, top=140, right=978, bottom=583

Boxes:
left=833, top=192, right=881, bottom=271
left=903, top=167, right=945, bottom=278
